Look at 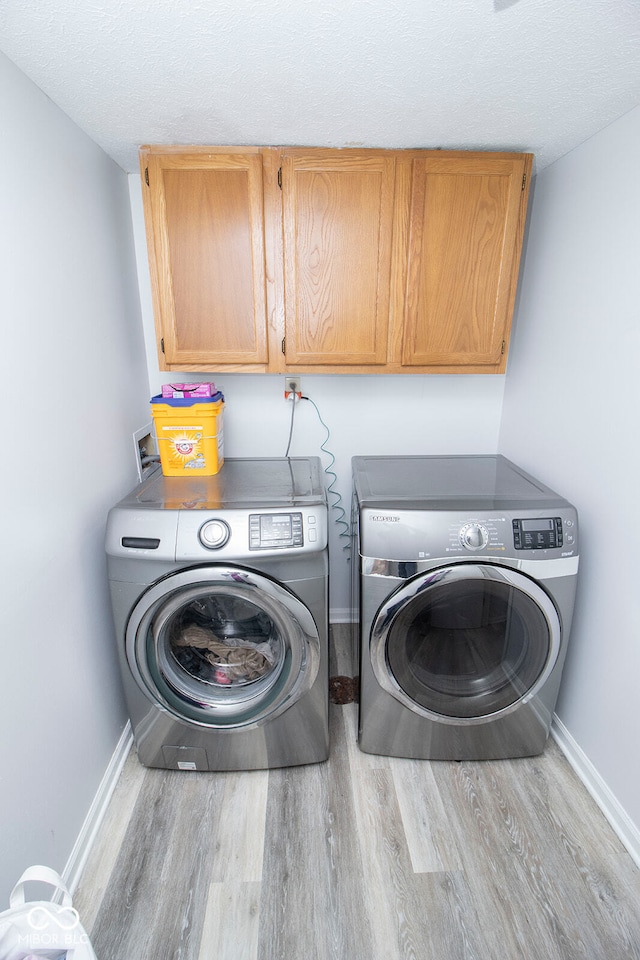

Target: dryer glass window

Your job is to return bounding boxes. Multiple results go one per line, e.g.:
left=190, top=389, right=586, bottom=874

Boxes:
left=386, top=578, right=552, bottom=718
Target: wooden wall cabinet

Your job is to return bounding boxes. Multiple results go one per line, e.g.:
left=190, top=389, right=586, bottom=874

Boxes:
left=140, top=146, right=532, bottom=374
left=141, top=148, right=271, bottom=370
left=280, top=149, right=396, bottom=367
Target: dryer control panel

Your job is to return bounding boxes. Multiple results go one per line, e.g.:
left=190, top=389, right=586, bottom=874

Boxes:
left=359, top=507, right=578, bottom=561
left=512, top=517, right=563, bottom=550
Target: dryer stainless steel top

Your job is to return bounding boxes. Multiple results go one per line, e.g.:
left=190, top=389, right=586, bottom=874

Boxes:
left=353, top=454, right=576, bottom=510
left=353, top=454, right=578, bottom=562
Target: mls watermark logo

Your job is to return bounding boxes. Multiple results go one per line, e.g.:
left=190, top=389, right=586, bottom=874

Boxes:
left=1, top=866, right=96, bottom=959
left=18, top=903, right=90, bottom=949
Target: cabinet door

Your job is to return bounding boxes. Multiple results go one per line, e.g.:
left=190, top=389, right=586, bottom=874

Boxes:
left=397, top=153, right=531, bottom=372
left=141, top=149, right=269, bottom=369
left=281, top=150, right=396, bottom=366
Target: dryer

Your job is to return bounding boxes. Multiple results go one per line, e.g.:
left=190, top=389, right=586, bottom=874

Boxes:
left=106, top=457, right=329, bottom=771
left=352, top=455, right=579, bottom=761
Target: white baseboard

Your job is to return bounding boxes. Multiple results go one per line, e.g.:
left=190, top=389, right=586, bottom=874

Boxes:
left=63, top=722, right=133, bottom=894
left=552, top=716, right=640, bottom=869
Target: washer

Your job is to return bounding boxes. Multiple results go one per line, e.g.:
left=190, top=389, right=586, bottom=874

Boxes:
left=352, top=455, right=579, bottom=760
left=106, top=457, right=329, bottom=771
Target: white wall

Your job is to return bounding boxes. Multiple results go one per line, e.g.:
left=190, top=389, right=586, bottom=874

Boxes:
left=499, top=107, right=640, bottom=832
left=1, top=44, right=636, bottom=902
left=2, top=33, right=637, bottom=906
left=129, top=178, right=508, bottom=615
left=0, top=52, right=150, bottom=902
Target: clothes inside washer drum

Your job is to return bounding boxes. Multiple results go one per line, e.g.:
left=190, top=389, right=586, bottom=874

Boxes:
left=170, top=623, right=276, bottom=684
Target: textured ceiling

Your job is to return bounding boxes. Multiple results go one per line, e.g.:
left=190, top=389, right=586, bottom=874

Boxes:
left=1, top=0, right=639, bottom=174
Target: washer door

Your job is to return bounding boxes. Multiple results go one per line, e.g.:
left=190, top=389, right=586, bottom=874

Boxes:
left=370, top=563, right=561, bottom=725
left=126, top=566, right=321, bottom=728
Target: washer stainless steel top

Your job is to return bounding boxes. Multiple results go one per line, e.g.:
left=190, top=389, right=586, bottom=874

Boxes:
left=106, top=457, right=328, bottom=564
left=127, top=456, right=326, bottom=510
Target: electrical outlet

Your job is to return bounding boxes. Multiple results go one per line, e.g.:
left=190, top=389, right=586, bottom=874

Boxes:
left=284, top=377, right=301, bottom=400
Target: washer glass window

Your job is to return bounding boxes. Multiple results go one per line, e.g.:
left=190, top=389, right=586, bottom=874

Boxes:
left=127, top=567, right=320, bottom=728
left=159, top=592, right=286, bottom=699
left=381, top=568, right=557, bottom=719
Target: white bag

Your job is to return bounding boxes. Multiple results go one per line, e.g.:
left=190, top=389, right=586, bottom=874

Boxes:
left=0, top=865, right=97, bottom=960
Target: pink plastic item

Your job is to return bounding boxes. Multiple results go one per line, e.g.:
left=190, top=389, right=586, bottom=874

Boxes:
left=161, top=382, right=216, bottom=398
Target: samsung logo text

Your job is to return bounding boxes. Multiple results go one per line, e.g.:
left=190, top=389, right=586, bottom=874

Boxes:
left=371, top=515, right=401, bottom=522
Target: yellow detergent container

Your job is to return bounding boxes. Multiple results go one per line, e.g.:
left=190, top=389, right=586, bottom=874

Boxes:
left=151, top=392, right=224, bottom=476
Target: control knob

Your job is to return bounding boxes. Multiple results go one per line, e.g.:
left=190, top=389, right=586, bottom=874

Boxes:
left=199, top=519, right=230, bottom=549
left=459, top=522, right=488, bottom=551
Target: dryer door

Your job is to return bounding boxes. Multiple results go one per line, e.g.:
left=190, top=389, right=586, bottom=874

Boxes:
left=370, top=563, right=562, bottom=724
left=126, top=565, right=321, bottom=728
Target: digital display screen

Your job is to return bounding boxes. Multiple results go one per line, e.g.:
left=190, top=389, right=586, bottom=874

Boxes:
left=250, top=512, right=303, bottom=549
left=513, top=516, right=562, bottom=550
left=520, top=518, right=554, bottom=532
left=260, top=515, right=292, bottom=540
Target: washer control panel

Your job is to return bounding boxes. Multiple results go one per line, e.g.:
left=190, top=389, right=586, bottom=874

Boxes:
left=199, top=519, right=231, bottom=549
left=249, top=512, right=303, bottom=550
left=459, top=522, right=489, bottom=551
left=171, top=504, right=327, bottom=560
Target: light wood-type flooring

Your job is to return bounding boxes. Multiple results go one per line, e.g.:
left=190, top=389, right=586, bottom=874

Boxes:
left=74, top=626, right=640, bottom=959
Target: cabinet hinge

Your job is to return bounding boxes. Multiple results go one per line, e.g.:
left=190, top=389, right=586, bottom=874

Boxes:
left=277, top=167, right=282, bottom=190
left=281, top=337, right=286, bottom=355
left=501, top=340, right=506, bottom=355
left=522, top=173, right=527, bottom=191
left=160, top=338, right=165, bottom=354
left=145, top=166, right=150, bottom=187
